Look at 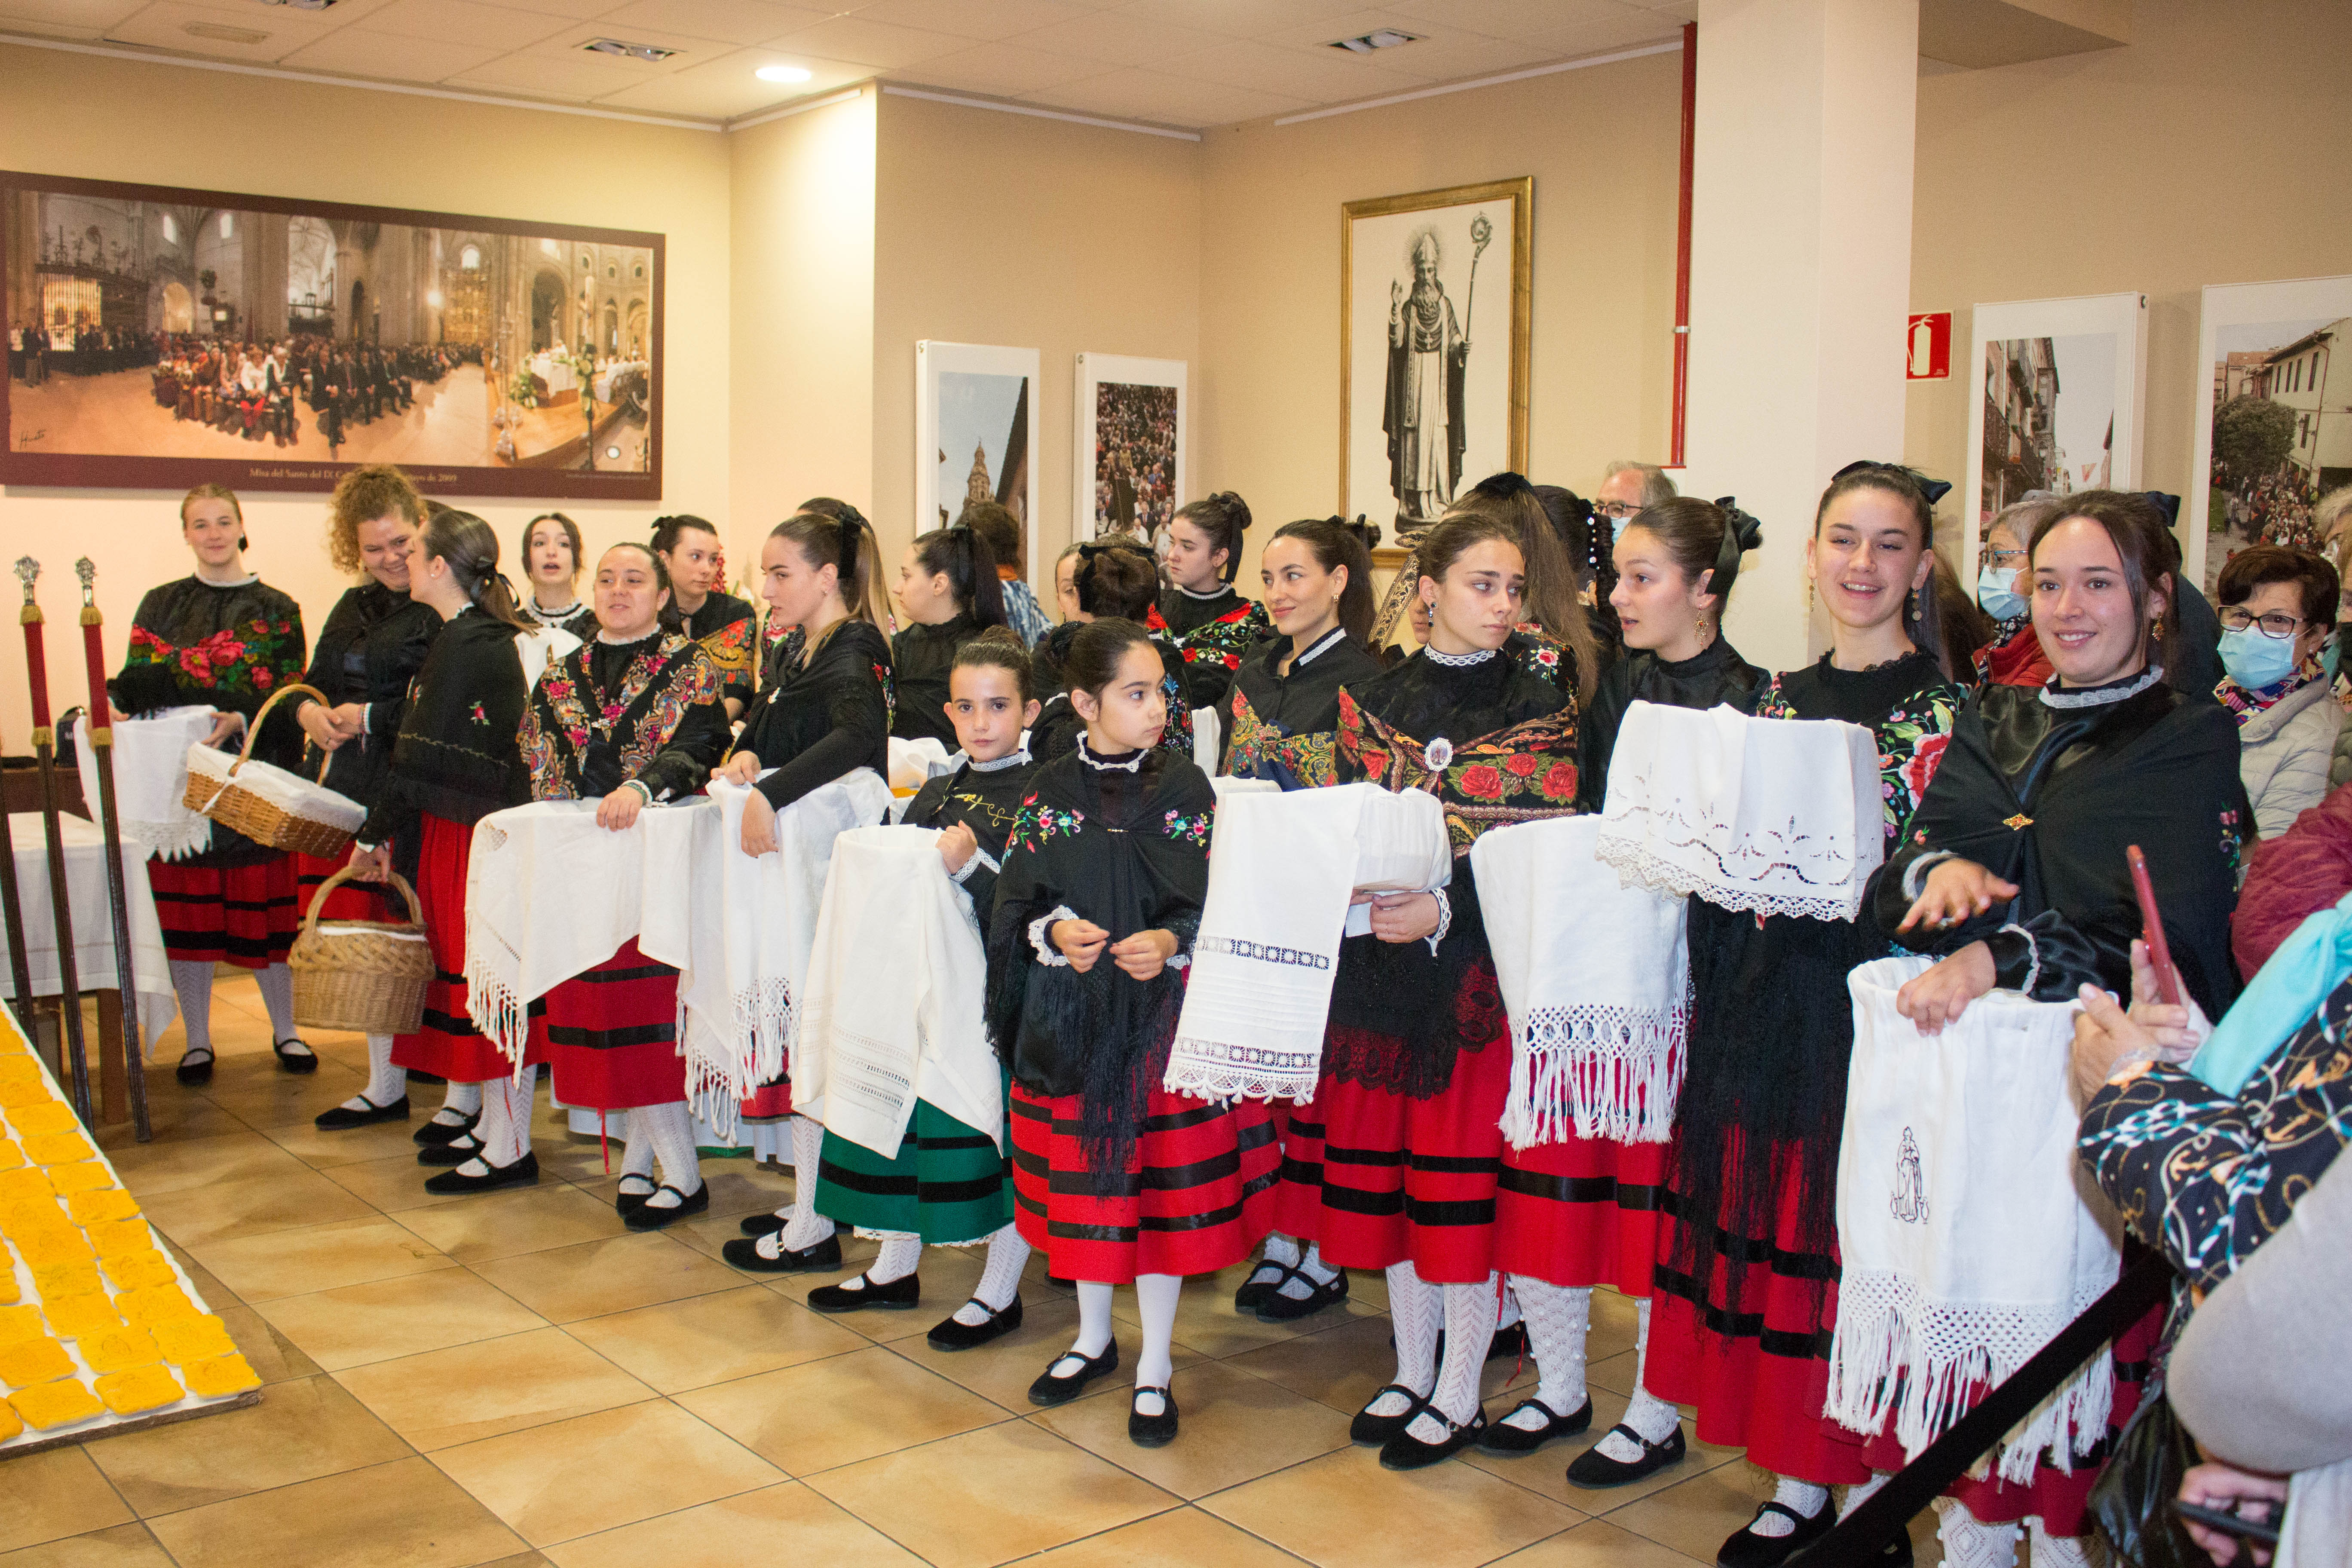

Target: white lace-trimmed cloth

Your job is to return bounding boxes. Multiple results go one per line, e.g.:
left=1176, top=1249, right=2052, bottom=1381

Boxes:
left=1827, top=955, right=2123, bottom=1484
left=79, top=707, right=214, bottom=861
left=793, top=825, right=997, bottom=1161
left=1164, top=782, right=1452, bottom=1102
left=636, top=769, right=894, bottom=1127
left=1595, top=701, right=1885, bottom=922
left=462, top=800, right=645, bottom=1069
left=1472, top=815, right=1689, bottom=1148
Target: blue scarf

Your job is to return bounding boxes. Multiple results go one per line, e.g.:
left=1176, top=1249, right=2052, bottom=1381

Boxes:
left=2192, top=889, right=2352, bottom=1093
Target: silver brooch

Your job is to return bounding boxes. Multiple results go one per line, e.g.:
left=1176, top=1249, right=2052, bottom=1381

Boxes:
left=1425, top=737, right=1454, bottom=769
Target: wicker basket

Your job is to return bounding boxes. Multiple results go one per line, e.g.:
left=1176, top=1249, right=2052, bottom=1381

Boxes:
left=288, top=864, right=432, bottom=1035
left=182, top=683, right=368, bottom=859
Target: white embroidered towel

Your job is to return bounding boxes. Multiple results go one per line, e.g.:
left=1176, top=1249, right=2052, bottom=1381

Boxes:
left=795, top=825, right=997, bottom=1164
left=1473, top=815, right=1689, bottom=1148
left=634, top=796, right=723, bottom=1074
left=1191, top=706, right=1221, bottom=774
left=1165, top=782, right=1452, bottom=1102
left=887, top=735, right=953, bottom=792
left=462, top=801, right=645, bottom=1068
left=1595, top=701, right=1883, bottom=922
left=77, top=707, right=214, bottom=861
left=1826, top=955, right=2123, bottom=1483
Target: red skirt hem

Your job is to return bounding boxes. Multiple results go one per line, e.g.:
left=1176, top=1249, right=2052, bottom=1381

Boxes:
left=535, top=939, right=685, bottom=1112
left=1495, top=1134, right=1666, bottom=1296
left=389, top=815, right=522, bottom=1083
left=148, top=854, right=298, bottom=969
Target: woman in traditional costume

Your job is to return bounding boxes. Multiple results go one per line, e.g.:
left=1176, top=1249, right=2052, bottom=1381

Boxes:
left=652, top=514, right=756, bottom=720
left=517, top=542, right=730, bottom=1228
left=717, top=505, right=896, bottom=1274
left=989, top=617, right=1271, bottom=1447
left=519, top=512, right=598, bottom=640
left=889, top=524, right=1008, bottom=749
left=109, top=484, right=311, bottom=1086
left=806, top=634, right=1040, bottom=1347
left=1273, top=511, right=1583, bottom=1470
left=1868, top=489, right=2246, bottom=1565
left=1032, top=540, right=1194, bottom=763
left=1156, top=491, right=1269, bottom=711
left=1971, top=496, right=2061, bottom=689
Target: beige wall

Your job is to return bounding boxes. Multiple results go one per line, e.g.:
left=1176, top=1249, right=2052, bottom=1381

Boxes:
left=0, top=43, right=732, bottom=742
left=1904, top=0, right=2352, bottom=530
left=1198, top=52, right=1686, bottom=593
left=870, top=92, right=1200, bottom=588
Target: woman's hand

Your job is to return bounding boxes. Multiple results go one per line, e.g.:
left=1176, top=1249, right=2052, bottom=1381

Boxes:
left=2070, top=986, right=2158, bottom=1107
left=2126, top=938, right=2211, bottom=1057
left=296, top=702, right=347, bottom=753
left=1893, top=940, right=1996, bottom=1034
left=202, top=709, right=246, bottom=749
left=1897, top=858, right=2019, bottom=935
left=347, top=843, right=391, bottom=883
left=718, top=750, right=761, bottom=787
left=738, top=788, right=778, bottom=857
left=329, top=701, right=367, bottom=738
left=2177, top=1459, right=2287, bottom=1566
left=1368, top=891, right=1440, bottom=945
left=596, top=785, right=646, bottom=832
left=1054, top=917, right=1109, bottom=974
left=937, top=822, right=977, bottom=874
left=1111, top=928, right=1177, bottom=981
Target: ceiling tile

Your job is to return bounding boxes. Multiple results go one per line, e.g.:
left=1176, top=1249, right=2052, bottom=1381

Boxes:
left=447, top=48, right=672, bottom=95
left=0, top=0, right=149, bottom=36
left=99, top=0, right=343, bottom=61
left=468, top=0, right=634, bottom=22
left=1008, top=9, right=1222, bottom=65
left=1337, top=29, right=1562, bottom=83
left=360, top=0, right=576, bottom=51
left=760, top=12, right=962, bottom=66
left=592, top=0, right=831, bottom=46
left=1107, top=0, right=1363, bottom=40
left=517, top=18, right=713, bottom=70
left=1385, top=0, right=1669, bottom=50
left=1159, top=35, right=1421, bottom=99
left=905, top=38, right=1102, bottom=93
left=277, top=26, right=508, bottom=78
left=843, top=0, right=1096, bottom=44
left=1022, top=64, right=1306, bottom=126
left=590, top=40, right=861, bottom=110
left=1516, top=3, right=1685, bottom=58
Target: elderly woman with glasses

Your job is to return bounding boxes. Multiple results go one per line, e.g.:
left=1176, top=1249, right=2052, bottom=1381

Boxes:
left=2215, top=544, right=2343, bottom=840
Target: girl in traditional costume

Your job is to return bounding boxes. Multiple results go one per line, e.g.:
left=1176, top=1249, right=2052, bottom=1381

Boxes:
left=889, top=525, right=1008, bottom=749
left=1156, top=492, right=1269, bottom=711
left=519, top=512, right=599, bottom=640
left=652, top=514, right=756, bottom=720
left=1032, top=540, right=1194, bottom=762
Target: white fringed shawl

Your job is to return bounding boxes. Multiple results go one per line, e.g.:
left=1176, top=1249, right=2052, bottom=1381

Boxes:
left=80, top=707, right=214, bottom=861
left=1472, top=815, right=1689, bottom=1148
left=1826, top=955, right=2123, bottom=1483
left=1595, top=701, right=1885, bottom=922
left=462, top=801, right=643, bottom=1070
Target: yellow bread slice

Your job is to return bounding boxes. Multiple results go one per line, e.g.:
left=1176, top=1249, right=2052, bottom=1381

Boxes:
left=33, top=1259, right=104, bottom=1299
left=83, top=1327, right=161, bottom=1374
left=0, top=1266, right=15, bottom=1307
left=5, top=1102, right=79, bottom=1136
left=0, top=1396, right=19, bottom=1440
left=0, top=1057, right=40, bottom=1085
left=0, top=1138, right=22, bottom=1170
left=0, top=1335, right=76, bottom=1388
left=104, top=1250, right=178, bottom=1290
left=115, top=1286, right=198, bottom=1325
left=66, top=1189, right=140, bottom=1226
left=0, top=1197, right=71, bottom=1238
left=48, top=1161, right=113, bottom=1195
left=97, top=1365, right=183, bottom=1415
left=85, top=1218, right=152, bottom=1258
left=42, top=1293, right=125, bottom=1341
left=14, top=1228, right=92, bottom=1268
left=10, top=1376, right=103, bottom=1429
left=0, top=1304, right=42, bottom=1346
left=24, top=1131, right=95, bottom=1166
left=0, top=1167, right=53, bottom=1202
left=180, top=1353, right=260, bottom=1397
left=153, top=1315, right=236, bottom=1364
left=0, top=1081, right=44, bottom=1109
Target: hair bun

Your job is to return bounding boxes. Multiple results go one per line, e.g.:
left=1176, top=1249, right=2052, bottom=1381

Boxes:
left=1714, top=497, right=1764, bottom=552
left=1218, top=492, right=1252, bottom=533
left=2141, top=490, right=2182, bottom=529
left=1332, top=513, right=1382, bottom=551
left=1469, top=471, right=1534, bottom=502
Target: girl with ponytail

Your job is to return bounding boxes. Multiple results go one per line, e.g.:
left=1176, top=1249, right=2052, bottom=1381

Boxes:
left=652, top=514, right=757, bottom=720
left=1158, top=490, right=1271, bottom=710
left=890, top=524, right=1009, bottom=747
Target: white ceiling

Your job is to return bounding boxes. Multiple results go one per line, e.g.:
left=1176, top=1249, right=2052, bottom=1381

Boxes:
left=0, top=0, right=1696, bottom=128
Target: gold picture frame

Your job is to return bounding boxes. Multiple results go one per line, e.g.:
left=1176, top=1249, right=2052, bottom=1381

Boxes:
left=1342, top=175, right=1533, bottom=564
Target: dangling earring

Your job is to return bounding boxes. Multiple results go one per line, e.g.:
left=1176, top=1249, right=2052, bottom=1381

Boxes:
left=1908, top=588, right=1922, bottom=623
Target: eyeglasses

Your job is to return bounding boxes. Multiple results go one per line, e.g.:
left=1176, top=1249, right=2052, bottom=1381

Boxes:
left=1595, top=500, right=1642, bottom=520
left=2217, top=606, right=2309, bottom=639
left=1978, top=547, right=2027, bottom=570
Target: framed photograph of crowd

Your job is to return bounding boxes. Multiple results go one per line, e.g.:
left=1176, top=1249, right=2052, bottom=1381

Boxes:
left=2187, top=274, right=2352, bottom=596
left=916, top=340, right=1041, bottom=589
left=1073, top=352, right=1184, bottom=546
left=1962, top=292, right=2147, bottom=570
left=1341, top=177, right=1531, bottom=540
left=1, top=170, right=662, bottom=499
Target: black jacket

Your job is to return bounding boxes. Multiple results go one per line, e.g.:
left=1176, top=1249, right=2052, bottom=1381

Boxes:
left=299, top=581, right=441, bottom=808
left=734, top=619, right=892, bottom=812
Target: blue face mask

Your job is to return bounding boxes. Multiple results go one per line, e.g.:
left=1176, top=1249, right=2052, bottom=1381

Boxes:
left=1976, top=564, right=2025, bottom=622
left=2325, top=634, right=2341, bottom=683
left=2218, top=625, right=2299, bottom=691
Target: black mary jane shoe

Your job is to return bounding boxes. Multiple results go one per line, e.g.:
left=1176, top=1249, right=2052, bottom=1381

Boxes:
left=314, top=1094, right=410, bottom=1131
left=720, top=1231, right=842, bottom=1274
left=1027, top=1342, right=1119, bottom=1407
left=1380, top=1404, right=1488, bottom=1471
left=1255, top=1266, right=1349, bottom=1323
left=1565, top=1422, right=1687, bottom=1489
left=927, top=1295, right=1023, bottom=1351
left=1715, top=1498, right=1834, bottom=1568
left=273, top=1037, right=320, bottom=1075
left=738, top=1211, right=789, bottom=1237
left=1349, top=1384, right=1430, bottom=1446
left=808, top=1270, right=922, bottom=1313
left=417, top=1132, right=486, bottom=1168
left=422, top=1150, right=539, bottom=1196
left=1476, top=1395, right=1594, bottom=1455
left=1128, top=1384, right=1179, bottom=1448
left=615, top=1177, right=658, bottom=1218
left=1232, top=1259, right=1287, bottom=1315
left=623, top=1182, right=710, bottom=1232
left=175, top=1050, right=214, bottom=1087
left=413, top=1112, right=480, bottom=1148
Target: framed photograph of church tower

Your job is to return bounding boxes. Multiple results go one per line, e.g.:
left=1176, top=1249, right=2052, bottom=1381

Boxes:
left=1341, top=178, right=1532, bottom=546
left=916, top=340, right=1041, bottom=591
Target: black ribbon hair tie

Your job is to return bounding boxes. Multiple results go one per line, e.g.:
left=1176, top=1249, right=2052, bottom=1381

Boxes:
left=1707, top=497, right=1764, bottom=597
left=1831, top=459, right=1954, bottom=508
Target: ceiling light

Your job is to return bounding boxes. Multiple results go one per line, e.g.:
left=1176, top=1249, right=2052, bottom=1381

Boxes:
left=1329, top=28, right=1420, bottom=53
left=756, top=64, right=812, bottom=83
left=582, top=37, right=678, bottom=63
left=187, top=19, right=270, bottom=41
left=605, top=446, right=622, bottom=459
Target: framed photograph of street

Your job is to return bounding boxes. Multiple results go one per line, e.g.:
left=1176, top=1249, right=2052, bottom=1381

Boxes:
left=1342, top=177, right=1531, bottom=539
left=2187, top=274, right=2352, bottom=596
left=917, top=340, right=1041, bottom=591
left=2, top=169, right=662, bottom=499
left=1963, top=291, right=2147, bottom=574
left=1074, top=352, right=1185, bottom=547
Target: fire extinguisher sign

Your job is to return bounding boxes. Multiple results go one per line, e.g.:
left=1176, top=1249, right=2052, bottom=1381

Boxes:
left=1906, top=313, right=1951, bottom=381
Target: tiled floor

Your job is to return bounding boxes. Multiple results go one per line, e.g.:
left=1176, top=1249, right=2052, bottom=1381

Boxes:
left=3, top=977, right=1949, bottom=1568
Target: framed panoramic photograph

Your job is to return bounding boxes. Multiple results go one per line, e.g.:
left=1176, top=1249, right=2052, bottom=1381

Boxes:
left=916, top=339, right=1041, bottom=589
left=1073, top=352, right=1184, bottom=546
left=2, top=170, right=662, bottom=500
left=1341, top=176, right=1531, bottom=543
left=1962, top=291, right=2147, bottom=571
left=2186, top=274, right=2352, bottom=595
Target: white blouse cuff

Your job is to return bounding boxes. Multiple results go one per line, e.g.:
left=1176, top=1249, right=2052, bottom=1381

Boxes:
left=1029, top=904, right=1080, bottom=966
left=1424, top=888, right=1452, bottom=954
left=950, top=845, right=999, bottom=886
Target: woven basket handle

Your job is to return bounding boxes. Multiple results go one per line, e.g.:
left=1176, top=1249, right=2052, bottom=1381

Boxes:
left=300, top=860, right=425, bottom=940
left=225, top=681, right=332, bottom=780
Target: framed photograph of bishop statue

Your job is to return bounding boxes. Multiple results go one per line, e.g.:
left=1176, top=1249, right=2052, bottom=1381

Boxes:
left=1341, top=178, right=1531, bottom=547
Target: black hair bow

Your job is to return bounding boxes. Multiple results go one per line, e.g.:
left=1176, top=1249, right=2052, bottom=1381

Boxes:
left=1706, top=497, right=1764, bottom=598
left=1831, top=459, right=1954, bottom=507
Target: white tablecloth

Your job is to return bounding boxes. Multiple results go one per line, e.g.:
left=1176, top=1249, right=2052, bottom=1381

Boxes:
left=3, top=812, right=176, bottom=1056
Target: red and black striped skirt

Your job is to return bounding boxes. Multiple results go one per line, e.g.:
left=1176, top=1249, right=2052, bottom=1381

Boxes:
left=147, top=854, right=299, bottom=969
left=532, top=939, right=684, bottom=1112
left=389, top=814, right=530, bottom=1084
left=295, top=850, right=411, bottom=924
left=1009, top=1084, right=1277, bottom=1284
left=738, top=1073, right=794, bottom=1123
left=1495, top=1134, right=1668, bottom=1296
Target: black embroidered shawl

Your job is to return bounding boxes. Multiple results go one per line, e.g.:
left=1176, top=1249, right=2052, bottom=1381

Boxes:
left=518, top=631, right=730, bottom=803
left=359, top=610, right=530, bottom=844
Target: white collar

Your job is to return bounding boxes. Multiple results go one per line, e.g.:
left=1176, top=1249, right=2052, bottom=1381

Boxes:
left=1174, top=582, right=1232, bottom=601
left=194, top=570, right=259, bottom=589
left=1424, top=645, right=1496, bottom=668
left=1290, top=626, right=1347, bottom=668
left=528, top=597, right=583, bottom=625
left=1077, top=735, right=1144, bottom=772
left=2041, top=664, right=2163, bottom=709
left=594, top=628, right=659, bottom=646
left=971, top=747, right=1031, bottom=773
